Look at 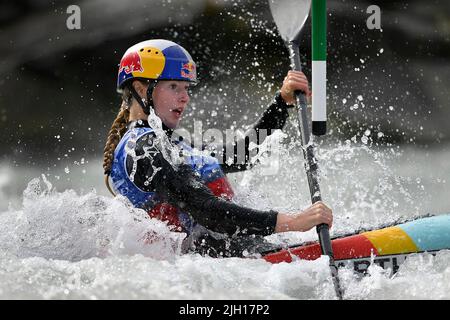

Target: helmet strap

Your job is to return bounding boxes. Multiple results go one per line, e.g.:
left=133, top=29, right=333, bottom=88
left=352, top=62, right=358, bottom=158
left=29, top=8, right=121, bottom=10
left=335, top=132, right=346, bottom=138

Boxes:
left=128, top=81, right=158, bottom=115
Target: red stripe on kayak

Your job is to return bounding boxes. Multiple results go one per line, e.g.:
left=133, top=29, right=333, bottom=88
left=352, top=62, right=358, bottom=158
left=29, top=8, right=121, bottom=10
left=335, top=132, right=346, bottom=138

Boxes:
left=263, top=242, right=322, bottom=263
left=332, top=234, right=378, bottom=260
left=263, top=234, right=378, bottom=264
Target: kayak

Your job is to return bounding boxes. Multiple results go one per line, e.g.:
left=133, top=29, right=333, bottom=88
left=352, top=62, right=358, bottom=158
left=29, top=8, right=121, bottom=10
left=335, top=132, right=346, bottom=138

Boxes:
left=262, top=214, right=450, bottom=273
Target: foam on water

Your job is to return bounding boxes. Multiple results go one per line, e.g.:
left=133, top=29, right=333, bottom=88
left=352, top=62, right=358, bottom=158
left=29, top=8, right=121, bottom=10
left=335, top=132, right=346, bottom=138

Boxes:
left=0, top=249, right=340, bottom=299
left=340, top=251, right=450, bottom=300
left=0, top=141, right=449, bottom=299
left=0, top=175, right=185, bottom=261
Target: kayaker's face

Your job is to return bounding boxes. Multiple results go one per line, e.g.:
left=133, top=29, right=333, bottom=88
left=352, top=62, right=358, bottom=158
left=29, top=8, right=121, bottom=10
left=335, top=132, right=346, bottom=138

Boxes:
left=152, top=81, right=190, bottom=129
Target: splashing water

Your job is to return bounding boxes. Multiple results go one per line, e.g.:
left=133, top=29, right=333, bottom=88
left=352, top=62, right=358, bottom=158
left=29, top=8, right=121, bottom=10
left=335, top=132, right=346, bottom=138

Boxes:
left=0, top=175, right=185, bottom=262
left=0, top=140, right=449, bottom=299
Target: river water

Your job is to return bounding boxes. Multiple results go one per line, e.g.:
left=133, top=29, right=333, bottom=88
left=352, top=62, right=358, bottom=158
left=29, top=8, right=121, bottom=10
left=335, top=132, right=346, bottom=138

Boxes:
left=0, top=139, right=449, bottom=299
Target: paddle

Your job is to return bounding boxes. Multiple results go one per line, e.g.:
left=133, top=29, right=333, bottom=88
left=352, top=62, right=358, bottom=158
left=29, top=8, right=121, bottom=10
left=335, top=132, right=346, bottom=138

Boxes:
left=268, top=0, right=343, bottom=299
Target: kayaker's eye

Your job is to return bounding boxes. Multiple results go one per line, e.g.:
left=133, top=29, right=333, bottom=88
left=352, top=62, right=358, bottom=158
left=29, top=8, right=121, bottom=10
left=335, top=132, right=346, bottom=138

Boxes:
left=170, top=84, right=177, bottom=90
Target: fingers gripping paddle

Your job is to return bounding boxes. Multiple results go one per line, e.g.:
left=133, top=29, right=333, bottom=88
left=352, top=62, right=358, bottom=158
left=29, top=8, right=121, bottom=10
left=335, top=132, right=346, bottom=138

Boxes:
left=268, top=0, right=343, bottom=299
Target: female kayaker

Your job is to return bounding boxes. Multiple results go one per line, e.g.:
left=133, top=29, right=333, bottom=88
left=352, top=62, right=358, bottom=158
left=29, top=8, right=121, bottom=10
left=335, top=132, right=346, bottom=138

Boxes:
left=103, top=39, right=332, bottom=257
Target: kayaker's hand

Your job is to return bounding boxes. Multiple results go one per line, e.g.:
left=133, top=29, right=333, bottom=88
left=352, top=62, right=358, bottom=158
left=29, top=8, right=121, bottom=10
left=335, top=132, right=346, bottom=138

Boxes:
left=280, top=70, right=311, bottom=106
left=275, top=201, right=333, bottom=233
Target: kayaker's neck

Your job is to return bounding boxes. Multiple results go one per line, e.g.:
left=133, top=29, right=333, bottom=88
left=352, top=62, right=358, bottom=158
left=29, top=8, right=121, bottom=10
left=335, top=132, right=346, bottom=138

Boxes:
left=128, top=100, right=173, bottom=135
left=128, top=101, right=148, bottom=121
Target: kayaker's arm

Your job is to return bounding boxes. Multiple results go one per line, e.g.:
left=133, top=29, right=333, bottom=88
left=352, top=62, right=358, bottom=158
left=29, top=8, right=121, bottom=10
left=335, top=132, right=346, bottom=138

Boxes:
left=219, top=91, right=292, bottom=174
left=129, top=132, right=278, bottom=236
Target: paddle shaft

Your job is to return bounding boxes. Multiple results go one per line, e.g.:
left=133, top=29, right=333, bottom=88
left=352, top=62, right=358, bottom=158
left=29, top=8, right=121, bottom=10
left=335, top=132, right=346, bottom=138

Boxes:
left=289, top=42, right=342, bottom=299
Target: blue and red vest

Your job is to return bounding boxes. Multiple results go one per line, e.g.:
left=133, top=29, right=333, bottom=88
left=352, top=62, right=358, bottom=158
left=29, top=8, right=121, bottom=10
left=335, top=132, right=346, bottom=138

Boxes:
left=110, top=127, right=234, bottom=234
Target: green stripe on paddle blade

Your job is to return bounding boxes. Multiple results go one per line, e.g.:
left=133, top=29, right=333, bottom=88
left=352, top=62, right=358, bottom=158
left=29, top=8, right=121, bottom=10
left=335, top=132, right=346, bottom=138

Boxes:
left=312, top=0, right=326, bottom=61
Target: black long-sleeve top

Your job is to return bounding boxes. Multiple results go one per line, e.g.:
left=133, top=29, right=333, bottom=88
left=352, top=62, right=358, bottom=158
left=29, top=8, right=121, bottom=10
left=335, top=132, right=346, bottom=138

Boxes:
left=125, top=92, right=292, bottom=237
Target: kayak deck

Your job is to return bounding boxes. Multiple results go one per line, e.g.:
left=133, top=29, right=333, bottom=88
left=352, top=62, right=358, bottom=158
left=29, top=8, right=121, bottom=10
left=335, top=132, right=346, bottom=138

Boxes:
left=263, top=214, right=450, bottom=269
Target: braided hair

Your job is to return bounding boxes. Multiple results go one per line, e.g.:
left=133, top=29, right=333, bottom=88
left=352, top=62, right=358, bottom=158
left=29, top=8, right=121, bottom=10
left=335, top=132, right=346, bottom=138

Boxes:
left=102, top=88, right=133, bottom=194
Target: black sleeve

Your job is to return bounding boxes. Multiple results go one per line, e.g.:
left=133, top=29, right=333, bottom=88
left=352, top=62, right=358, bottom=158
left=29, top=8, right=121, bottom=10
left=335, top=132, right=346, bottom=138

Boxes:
left=219, top=91, right=292, bottom=174
left=127, top=132, right=278, bottom=236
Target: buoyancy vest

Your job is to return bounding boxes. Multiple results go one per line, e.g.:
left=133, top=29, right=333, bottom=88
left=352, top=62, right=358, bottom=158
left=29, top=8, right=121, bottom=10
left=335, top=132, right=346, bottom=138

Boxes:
left=110, top=126, right=234, bottom=234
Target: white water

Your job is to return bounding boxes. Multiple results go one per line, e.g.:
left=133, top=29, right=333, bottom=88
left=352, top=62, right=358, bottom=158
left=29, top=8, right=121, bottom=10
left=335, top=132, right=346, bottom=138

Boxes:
left=1, top=140, right=449, bottom=300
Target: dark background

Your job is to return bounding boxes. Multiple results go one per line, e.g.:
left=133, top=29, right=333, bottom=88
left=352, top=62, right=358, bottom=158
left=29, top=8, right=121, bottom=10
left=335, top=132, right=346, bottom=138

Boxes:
left=1, top=0, right=449, bottom=168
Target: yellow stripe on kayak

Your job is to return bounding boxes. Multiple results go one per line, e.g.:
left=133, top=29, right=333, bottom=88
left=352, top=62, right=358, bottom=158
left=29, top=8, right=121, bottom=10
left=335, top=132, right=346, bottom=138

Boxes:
left=362, top=226, right=419, bottom=255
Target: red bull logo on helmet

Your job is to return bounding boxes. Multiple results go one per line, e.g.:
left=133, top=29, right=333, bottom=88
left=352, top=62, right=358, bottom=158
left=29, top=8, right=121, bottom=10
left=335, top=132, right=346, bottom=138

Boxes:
left=181, top=62, right=196, bottom=80
left=119, top=52, right=144, bottom=75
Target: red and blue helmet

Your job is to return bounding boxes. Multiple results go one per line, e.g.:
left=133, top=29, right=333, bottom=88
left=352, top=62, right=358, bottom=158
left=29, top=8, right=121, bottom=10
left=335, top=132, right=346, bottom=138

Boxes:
left=117, top=39, right=197, bottom=92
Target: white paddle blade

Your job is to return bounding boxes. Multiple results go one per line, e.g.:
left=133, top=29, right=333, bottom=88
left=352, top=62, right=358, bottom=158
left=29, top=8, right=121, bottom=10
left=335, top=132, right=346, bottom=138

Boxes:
left=268, top=0, right=311, bottom=42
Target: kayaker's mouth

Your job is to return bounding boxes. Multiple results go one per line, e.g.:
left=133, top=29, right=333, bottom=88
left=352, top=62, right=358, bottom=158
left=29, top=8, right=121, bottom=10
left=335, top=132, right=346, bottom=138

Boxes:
left=171, top=107, right=184, bottom=116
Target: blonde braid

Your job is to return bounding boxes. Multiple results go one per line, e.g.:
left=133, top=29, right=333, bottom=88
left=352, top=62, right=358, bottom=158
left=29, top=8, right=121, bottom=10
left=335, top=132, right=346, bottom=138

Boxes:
left=103, top=88, right=133, bottom=177
left=103, top=108, right=130, bottom=173
left=103, top=103, right=129, bottom=196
